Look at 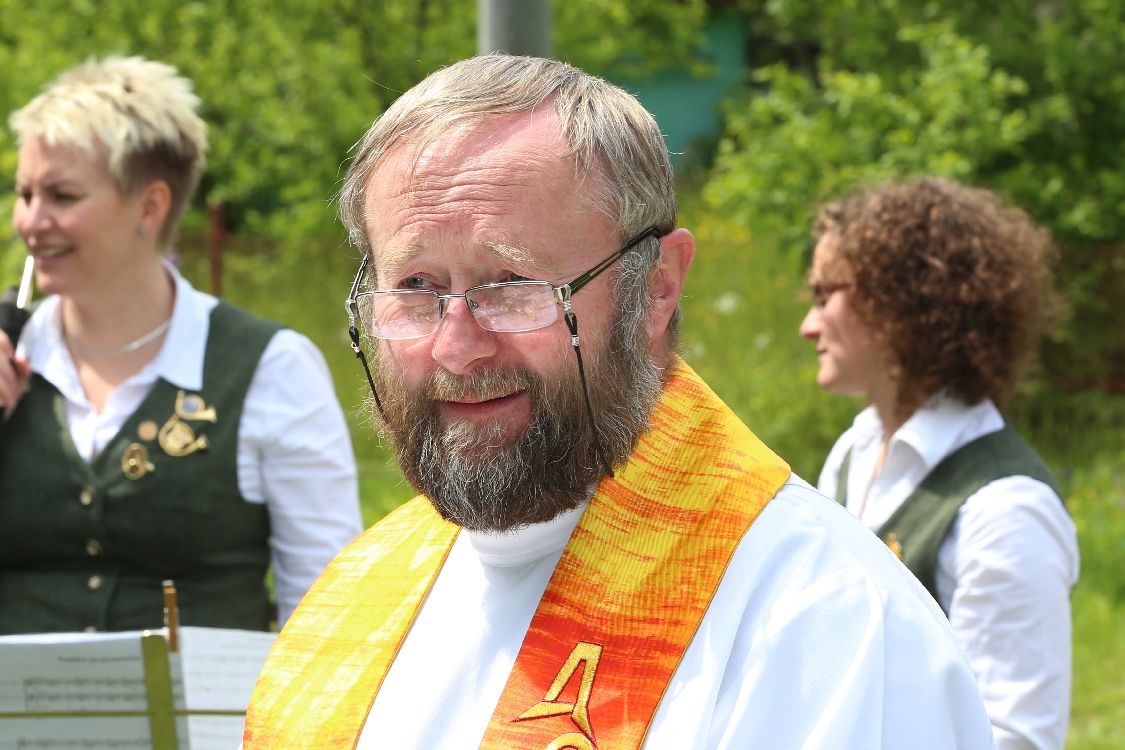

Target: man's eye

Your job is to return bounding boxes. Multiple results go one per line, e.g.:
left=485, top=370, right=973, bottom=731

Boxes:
left=401, top=276, right=434, bottom=290
left=502, top=273, right=533, bottom=283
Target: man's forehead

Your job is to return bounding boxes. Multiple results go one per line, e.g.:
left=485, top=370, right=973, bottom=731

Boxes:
left=361, top=112, right=603, bottom=276
left=375, top=111, right=570, bottom=182
left=377, top=238, right=536, bottom=274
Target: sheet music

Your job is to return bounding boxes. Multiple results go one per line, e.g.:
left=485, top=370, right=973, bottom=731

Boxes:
left=178, top=627, right=275, bottom=750
left=0, top=627, right=274, bottom=750
left=0, top=630, right=186, bottom=748
left=0, top=718, right=154, bottom=748
left=178, top=627, right=274, bottom=711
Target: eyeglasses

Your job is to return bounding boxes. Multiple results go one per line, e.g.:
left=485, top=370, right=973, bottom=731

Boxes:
left=809, top=282, right=854, bottom=309
left=344, top=226, right=664, bottom=478
left=346, top=227, right=661, bottom=340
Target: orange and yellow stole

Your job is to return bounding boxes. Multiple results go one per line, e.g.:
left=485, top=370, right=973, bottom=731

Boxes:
left=243, top=360, right=790, bottom=749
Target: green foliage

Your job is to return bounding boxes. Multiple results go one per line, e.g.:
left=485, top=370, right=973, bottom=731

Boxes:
left=678, top=187, right=857, bottom=480
left=1062, top=456, right=1125, bottom=749
left=1070, top=584, right=1125, bottom=749
left=708, top=1, right=1124, bottom=392
left=0, top=0, right=713, bottom=243
left=706, top=20, right=1039, bottom=251
left=556, top=0, right=712, bottom=78
left=0, top=0, right=457, bottom=240
left=990, top=0, right=1125, bottom=244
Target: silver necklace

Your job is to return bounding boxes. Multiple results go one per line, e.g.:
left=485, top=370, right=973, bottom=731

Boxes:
left=65, top=317, right=172, bottom=359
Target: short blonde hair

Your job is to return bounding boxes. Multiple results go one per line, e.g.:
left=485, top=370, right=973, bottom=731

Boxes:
left=10, top=55, right=208, bottom=246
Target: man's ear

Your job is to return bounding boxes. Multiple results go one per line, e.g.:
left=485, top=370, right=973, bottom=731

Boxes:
left=645, top=227, right=695, bottom=342
left=137, top=179, right=173, bottom=238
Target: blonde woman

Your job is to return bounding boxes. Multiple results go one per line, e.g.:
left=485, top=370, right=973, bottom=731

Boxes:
left=0, top=56, right=363, bottom=633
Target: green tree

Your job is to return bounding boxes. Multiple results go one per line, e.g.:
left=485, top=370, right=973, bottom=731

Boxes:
left=0, top=0, right=712, bottom=249
left=708, top=0, right=1124, bottom=389
left=0, top=0, right=462, bottom=242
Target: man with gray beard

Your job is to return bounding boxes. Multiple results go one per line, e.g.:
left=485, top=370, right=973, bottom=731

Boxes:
left=244, top=55, right=994, bottom=750
left=378, top=298, right=658, bottom=532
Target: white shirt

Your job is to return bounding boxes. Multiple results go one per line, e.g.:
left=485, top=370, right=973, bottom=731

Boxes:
left=818, top=394, right=1080, bottom=750
left=356, top=477, right=995, bottom=749
left=18, top=264, right=364, bottom=624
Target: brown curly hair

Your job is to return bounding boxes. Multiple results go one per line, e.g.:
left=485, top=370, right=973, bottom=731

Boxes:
left=815, top=176, right=1060, bottom=419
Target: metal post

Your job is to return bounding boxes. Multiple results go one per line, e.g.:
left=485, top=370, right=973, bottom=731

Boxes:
left=477, top=0, right=553, bottom=57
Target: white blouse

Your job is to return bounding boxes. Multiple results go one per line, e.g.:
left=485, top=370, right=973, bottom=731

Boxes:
left=819, top=393, right=1080, bottom=750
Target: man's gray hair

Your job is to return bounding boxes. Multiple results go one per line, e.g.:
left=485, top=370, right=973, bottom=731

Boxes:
left=10, top=56, right=207, bottom=248
left=339, top=53, right=679, bottom=336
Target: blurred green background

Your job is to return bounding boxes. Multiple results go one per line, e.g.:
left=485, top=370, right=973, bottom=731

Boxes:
left=1, top=1, right=1121, bottom=746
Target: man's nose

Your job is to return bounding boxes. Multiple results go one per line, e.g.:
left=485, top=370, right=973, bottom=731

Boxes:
left=430, top=295, right=499, bottom=375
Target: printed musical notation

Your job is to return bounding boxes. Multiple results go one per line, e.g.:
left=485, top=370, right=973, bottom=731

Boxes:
left=178, top=626, right=275, bottom=748
left=0, top=627, right=275, bottom=750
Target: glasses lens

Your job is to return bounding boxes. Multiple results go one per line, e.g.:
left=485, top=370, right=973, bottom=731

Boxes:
left=359, top=290, right=441, bottom=340
left=466, top=282, right=558, bottom=333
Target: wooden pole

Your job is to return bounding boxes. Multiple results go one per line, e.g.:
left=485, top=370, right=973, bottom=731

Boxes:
left=208, top=202, right=225, bottom=298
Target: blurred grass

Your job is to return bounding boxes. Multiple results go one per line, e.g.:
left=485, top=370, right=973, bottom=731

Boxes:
left=25, top=192, right=1116, bottom=749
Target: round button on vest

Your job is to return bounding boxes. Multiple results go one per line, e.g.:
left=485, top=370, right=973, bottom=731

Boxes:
left=88, top=575, right=103, bottom=590
left=79, top=487, right=94, bottom=506
left=85, top=539, right=102, bottom=557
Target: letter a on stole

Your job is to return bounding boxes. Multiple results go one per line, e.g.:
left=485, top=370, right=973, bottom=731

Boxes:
left=516, top=641, right=602, bottom=746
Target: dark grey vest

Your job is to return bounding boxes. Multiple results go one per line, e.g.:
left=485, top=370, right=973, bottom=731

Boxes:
left=0, top=302, right=281, bottom=633
left=836, top=425, right=1060, bottom=610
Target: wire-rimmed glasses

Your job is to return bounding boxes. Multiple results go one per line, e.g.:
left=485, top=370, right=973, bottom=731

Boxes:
left=352, top=280, right=564, bottom=340
left=344, top=226, right=663, bottom=478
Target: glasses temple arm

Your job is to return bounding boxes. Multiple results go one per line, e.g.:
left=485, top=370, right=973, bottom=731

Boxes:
left=561, top=296, right=614, bottom=479
left=346, top=256, right=387, bottom=421
left=565, top=227, right=660, bottom=295
left=566, top=250, right=628, bottom=295
left=348, top=322, right=387, bottom=422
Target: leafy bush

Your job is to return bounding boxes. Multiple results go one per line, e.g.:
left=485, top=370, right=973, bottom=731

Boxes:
left=706, top=21, right=1034, bottom=250
left=0, top=0, right=714, bottom=243
left=708, top=3, right=1125, bottom=392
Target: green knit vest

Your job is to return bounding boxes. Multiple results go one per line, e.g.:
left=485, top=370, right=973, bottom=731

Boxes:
left=835, top=425, right=1060, bottom=610
left=0, top=302, right=281, bottom=633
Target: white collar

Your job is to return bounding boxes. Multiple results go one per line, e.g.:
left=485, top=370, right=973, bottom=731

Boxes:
left=22, top=261, right=217, bottom=395
left=850, top=391, right=1004, bottom=473
left=466, top=502, right=588, bottom=568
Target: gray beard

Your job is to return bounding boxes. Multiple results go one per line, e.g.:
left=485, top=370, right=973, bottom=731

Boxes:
left=373, top=318, right=662, bottom=532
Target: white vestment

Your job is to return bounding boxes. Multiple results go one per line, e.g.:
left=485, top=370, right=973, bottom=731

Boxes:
left=356, top=477, right=995, bottom=749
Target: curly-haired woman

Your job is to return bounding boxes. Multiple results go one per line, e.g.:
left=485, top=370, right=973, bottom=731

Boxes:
left=800, top=176, right=1079, bottom=750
